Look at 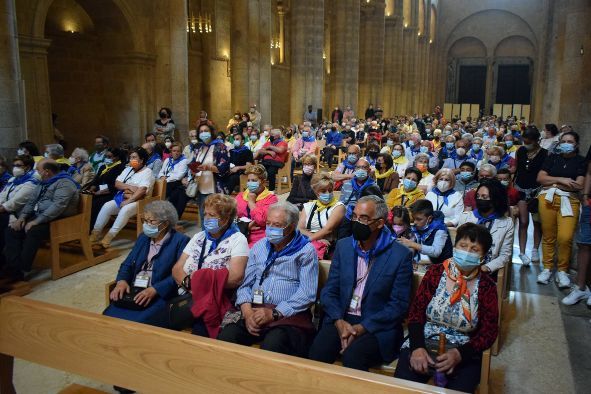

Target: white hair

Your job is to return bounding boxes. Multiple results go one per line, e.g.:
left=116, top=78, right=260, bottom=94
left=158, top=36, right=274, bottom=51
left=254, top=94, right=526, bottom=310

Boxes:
left=144, top=200, right=179, bottom=227
left=268, top=201, right=300, bottom=227
left=71, top=147, right=89, bottom=162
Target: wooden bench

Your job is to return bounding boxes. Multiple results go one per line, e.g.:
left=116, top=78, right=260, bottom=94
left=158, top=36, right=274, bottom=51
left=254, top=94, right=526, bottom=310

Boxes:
left=0, top=296, right=456, bottom=394
left=133, top=179, right=166, bottom=237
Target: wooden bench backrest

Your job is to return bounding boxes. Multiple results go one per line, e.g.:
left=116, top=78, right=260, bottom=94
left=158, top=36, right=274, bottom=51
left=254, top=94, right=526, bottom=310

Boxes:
left=0, top=296, right=452, bottom=394
left=152, top=178, right=166, bottom=199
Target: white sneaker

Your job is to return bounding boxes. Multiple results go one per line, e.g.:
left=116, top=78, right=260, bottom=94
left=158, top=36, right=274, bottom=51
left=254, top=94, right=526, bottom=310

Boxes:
left=555, top=271, right=571, bottom=289
left=537, top=269, right=552, bottom=284
left=519, top=253, right=531, bottom=266
left=561, top=286, right=591, bottom=305
left=531, top=249, right=540, bottom=262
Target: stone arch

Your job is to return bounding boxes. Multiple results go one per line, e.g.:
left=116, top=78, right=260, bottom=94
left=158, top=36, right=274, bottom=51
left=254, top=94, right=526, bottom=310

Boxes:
left=448, top=36, right=487, bottom=58
left=494, top=35, right=536, bottom=58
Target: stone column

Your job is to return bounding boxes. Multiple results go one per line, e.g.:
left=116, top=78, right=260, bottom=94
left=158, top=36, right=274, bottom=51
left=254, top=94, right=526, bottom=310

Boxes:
left=484, top=57, right=494, bottom=115
left=0, top=0, right=26, bottom=158
left=278, top=5, right=285, bottom=64
left=169, top=0, right=189, bottom=132
left=289, top=0, right=324, bottom=124
left=383, top=15, right=401, bottom=116
left=231, top=0, right=249, bottom=114
left=358, top=0, right=386, bottom=112
left=329, top=0, right=360, bottom=116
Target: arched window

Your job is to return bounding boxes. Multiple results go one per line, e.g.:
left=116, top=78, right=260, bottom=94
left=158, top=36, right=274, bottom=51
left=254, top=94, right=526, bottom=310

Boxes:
left=429, top=5, right=436, bottom=43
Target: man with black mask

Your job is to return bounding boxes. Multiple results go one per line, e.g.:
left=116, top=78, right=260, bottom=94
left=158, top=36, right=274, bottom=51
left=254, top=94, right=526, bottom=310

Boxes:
left=309, top=195, right=413, bottom=371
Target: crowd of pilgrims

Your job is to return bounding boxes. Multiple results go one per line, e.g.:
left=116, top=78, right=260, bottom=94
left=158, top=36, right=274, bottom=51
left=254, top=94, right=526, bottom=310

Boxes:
left=1, top=103, right=590, bottom=393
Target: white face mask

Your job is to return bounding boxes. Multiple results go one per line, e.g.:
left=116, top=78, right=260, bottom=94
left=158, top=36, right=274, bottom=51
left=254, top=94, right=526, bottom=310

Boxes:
left=437, top=180, right=451, bottom=192
left=165, top=141, right=172, bottom=148
left=12, top=167, right=25, bottom=177
left=68, top=157, right=76, bottom=165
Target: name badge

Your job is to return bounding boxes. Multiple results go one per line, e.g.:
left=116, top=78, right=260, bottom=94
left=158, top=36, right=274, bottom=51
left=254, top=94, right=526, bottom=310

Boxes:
left=349, top=295, right=360, bottom=310
left=253, top=289, right=264, bottom=305
left=134, top=274, right=150, bottom=289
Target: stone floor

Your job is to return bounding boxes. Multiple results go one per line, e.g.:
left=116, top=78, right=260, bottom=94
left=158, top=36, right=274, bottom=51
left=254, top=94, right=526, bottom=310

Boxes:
left=10, top=207, right=591, bottom=394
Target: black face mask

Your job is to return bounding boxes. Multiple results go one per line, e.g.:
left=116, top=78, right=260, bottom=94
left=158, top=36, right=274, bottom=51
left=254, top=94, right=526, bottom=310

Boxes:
left=269, top=136, right=275, bottom=142
left=286, top=133, right=292, bottom=139
left=159, top=112, right=167, bottom=119
left=352, top=221, right=373, bottom=241
left=375, top=163, right=382, bottom=171
left=476, top=199, right=493, bottom=213
left=368, top=151, right=378, bottom=158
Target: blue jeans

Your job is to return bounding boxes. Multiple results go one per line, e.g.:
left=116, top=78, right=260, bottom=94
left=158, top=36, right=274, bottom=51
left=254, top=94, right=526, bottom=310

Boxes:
left=197, top=192, right=210, bottom=229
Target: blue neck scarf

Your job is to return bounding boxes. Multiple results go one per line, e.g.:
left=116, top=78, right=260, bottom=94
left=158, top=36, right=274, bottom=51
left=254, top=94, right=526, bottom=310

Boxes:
left=302, top=135, right=315, bottom=143
left=411, top=216, right=447, bottom=244
left=270, top=137, right=284, bottom=145
left=231, top=145, right=249, bottom=153
left=41, top=171, right=80, bottom=189
left=0, top=172, right=10, bottom=185
left=352, top=226, right=395, bottom=261
left=67, top=162, right=87, bottom=175
left=198, top=138, right=224, bottom=148
left=473, top=209, right=498, bottom=225
left=167, top=155, right=186, bottom=171
left=365, top=155, right=377, bottom=166
left=264, top=231, right=311, bottom=267
left=343, top=158, right=357, bottom=170
left=345, top=177, right=376, bottom=218
left=205, top=223, right=239, bottom=251
left=469, top=149, right=483, bottom=161
left=442, top=146, right=457, bottom=159
left=146, top=153, right=161, bottom=165
left=6, top=170, right=38, bottom=187
left=431, top=187, right=455, bottom=206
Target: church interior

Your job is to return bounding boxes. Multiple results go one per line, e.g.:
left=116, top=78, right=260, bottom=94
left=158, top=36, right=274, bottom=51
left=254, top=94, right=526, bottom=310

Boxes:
left=0, top=0, right=590, bottom=393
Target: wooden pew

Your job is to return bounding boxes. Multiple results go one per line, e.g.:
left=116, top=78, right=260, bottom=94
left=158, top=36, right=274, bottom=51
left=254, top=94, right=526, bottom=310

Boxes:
left=276, top=162, right=292, bottom=195
left=0, top=296, right=455, bottom=394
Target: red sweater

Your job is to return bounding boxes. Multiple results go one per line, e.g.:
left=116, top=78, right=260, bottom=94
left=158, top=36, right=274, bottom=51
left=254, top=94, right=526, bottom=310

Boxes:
left=190, top=268, right=231, bottom=338
left=407, top=263, right=499, bottom=360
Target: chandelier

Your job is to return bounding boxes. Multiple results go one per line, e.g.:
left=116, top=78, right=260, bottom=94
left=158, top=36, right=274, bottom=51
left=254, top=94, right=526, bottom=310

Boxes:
left=270, top=38, right=281, bottom=49
left=187, top=12, right=212, bottom=34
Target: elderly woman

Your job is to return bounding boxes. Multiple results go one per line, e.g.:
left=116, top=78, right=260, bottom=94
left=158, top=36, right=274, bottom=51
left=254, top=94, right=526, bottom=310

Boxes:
left=536, top=131, right=586, bottom=288
left=469, top=137, right=484, bottom=163
left=226, top=133, right=254, bottom=194
left=298, top=173, right=346, bottom=259
left=83, top=148, right=127, bottom=228
left=91, top=147, right=155, bottom=248
left=486, top=146, right=515, bottom=174
left=287, top=154, right=319, bottom=207
left=457, top=179, right=514, bottom=273
left=426, top=169, right=465, bottom=227
left=105, top=200, right=189, bottom=327
left=171, top=194, right=249, bottom=337
left=414, top=153, right=434, bottom=193
left=153, top=107, right=175, bottom=141
left=67, top=147, right=94, bottom=187
left=395, top=223, right=498, bottom=393
left=375, top=153, right=400, bottom=193
left=386, top=167, right=425, bottom=209
left=184, top=123, right=230, bottom=225
left=236, top=164, right=279, bottom=247
left=391, top=143, right=409, bottom=178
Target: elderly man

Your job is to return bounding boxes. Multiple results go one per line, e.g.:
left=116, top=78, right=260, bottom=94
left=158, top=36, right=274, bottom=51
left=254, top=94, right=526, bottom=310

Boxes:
left=1, top=160, right=79, bottom=283
left=44, top=143, right=70, bottom=171
left=218, top=201, right=318, bottom=356
left=332, top=144, right=362, bottom=189
left=405, top=133, right=422, bottom=164
left=337, top=158, right=383, bottom=238
left=309, top=195, right=413, bottom=370
left=89, top=135, right=110, bottom=172
left=254, top=128, right=288, bottom=191
left=324, top=124, right=344, bottom=169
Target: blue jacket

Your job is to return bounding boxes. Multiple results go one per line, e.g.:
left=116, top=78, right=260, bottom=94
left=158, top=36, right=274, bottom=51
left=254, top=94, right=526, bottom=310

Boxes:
left=326, top=131, right=343, bottom=147
left=116, top=230, right=190, bottom=300
left=320, top=234, right=413, bottom=362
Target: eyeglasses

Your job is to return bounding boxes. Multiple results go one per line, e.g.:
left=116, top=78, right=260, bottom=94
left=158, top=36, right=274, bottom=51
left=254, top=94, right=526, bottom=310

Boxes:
left=351, top=214, right=380, bottom=225
left=140, top=217, right=162, bottom=226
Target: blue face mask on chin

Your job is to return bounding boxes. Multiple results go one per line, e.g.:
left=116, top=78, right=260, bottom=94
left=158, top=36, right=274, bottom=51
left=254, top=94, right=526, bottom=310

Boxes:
left=266, top=225, right=286, bottom=244
left=204, top=218, right=221, bottom=234
left=453, top=248, right=482, bottom=272
left=142, top=223, right=161, bottom=238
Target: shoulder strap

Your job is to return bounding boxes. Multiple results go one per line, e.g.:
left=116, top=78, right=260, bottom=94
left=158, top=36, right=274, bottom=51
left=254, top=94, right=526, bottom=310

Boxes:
left=306, top=203, right=319, bottom=230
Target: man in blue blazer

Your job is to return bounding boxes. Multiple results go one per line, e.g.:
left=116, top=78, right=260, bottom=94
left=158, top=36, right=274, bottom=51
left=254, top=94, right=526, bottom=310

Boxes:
left=309, top=195, right=413, bottom=371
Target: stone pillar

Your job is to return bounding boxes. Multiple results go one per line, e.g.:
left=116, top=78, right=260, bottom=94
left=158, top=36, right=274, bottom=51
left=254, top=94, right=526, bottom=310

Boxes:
left=170, top=0, right=189, bottom=132
left=383, top=15, right=401, bottom=116
left=18, top=35, right=53, bottom=146
left=231, top=0, right=249, bottom=114
left=484, top=57, right=494, bottom=115
left=0, top=0, right=26, bottom=158
left=329, top=0, right=360, bottom=116
left=278, top=5, right=285, bottom=64
left=289, top=0, right=324, bottom=124
left=358, top=0, right=385, bottom=112
left=400, top=26, right=417, bottom=114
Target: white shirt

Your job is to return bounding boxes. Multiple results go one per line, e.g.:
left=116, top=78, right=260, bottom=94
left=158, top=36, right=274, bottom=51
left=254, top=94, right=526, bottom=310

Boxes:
left=158, top=156, right=188, bottom=182
left=419, top=173, right=434, bottom=193
left=182, top=231, right=249, bottom=274
left=425, top=190, right=465, bottom=226
left=116, top=166, right=155, bottom=195
left=302, top=201, right=344, bottom=240
left=0, top=177, right=37, bottom=222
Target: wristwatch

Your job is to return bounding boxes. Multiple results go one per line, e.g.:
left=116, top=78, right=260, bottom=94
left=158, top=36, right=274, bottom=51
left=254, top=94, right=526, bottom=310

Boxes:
left=272, top=309, right=281, bottom=321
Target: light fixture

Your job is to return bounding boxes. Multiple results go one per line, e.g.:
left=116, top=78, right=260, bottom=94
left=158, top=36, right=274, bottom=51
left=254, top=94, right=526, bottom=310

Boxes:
left=418, top=32, right=421, bottom=36
left=322, top=52, right=326, bottom=60
left=581, top=45, right=584, bottom=56
left=270, top=38, right=281, bottom=49
left=186, top=1, right=212, bottom=35
left=271, top=60, right=275, bottom=66
left=223, top=53, right=231, bottom=77
left=404, top=23, right=408, bottom=28
left=386, top=12, right=391, bottom=17
left=429, top=39, right=433, bottom=44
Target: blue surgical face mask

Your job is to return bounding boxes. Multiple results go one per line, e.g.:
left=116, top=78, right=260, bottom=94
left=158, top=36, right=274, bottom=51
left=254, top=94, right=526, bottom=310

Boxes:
left=142, top=223, right=161, bottom=238
left=446, top=142, right=454, bottom=150
left=318, top=192, right=333, bottom=204
left=200, top=132, right=211, bottom=142
left=233, top=140, right=241, bottom=147
left=453, top=248, right=482, bottom=272
left=17, top=148, right=25, bottom=156
left=505, top=141, right=513, bottom=148
left=408, top=140, right=415, bottom=147
left=392, top=150, right=402, bottom=158
left=419, top=146, right=429, bottom=154
left=403, top=178, right=417, bottom=191
left=301, top=131, right=309, bottom=138
left=558, top=142, right=575, bottom=154
left=246, top=181, right=260, bottom=192
left=472, top=144, right=481, bottom=152
left=266, top=225, right=286, bottom=244
left=386, top=139, right=394, bottom=146
left=460, top=171, right=473, bottom=181
left=250, top=135, right=258, bottom=141
left=347, top=154, right=358, bottom=164
left=103, top=158, right=114, bottom=165
left=354, top=169, right=368, bottom=180
left=204, top=218, right=221, bottom=234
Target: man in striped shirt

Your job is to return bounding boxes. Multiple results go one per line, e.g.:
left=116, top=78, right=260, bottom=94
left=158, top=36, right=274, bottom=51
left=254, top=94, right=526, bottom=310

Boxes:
left=218, top=201, right=318, bottom=356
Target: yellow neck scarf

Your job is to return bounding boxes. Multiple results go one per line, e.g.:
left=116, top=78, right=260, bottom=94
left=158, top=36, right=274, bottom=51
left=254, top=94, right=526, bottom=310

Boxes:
left=243, top=187, right=272, bottom=202
left=315, top=196, right=338, bottom=212
left=99, top=161, right=121, bottom=177
left=375, top=168, right=395, bottom=179
left=393, top=156, right=407, bottom=165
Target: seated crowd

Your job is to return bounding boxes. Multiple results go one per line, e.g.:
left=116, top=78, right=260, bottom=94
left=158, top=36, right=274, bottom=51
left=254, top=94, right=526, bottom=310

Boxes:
left=1, top=106, right=591, bottom=394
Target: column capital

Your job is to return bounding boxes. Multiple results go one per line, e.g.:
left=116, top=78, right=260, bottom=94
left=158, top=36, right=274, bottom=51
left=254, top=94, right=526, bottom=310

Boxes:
left=18, top=35, right=51, bottom=55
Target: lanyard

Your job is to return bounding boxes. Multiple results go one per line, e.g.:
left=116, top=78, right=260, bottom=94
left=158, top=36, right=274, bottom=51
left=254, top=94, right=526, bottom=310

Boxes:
left=196, top=145, right=212, bottom=164
left=259, top=248, right=279, bottom=286
left=5, top=184, right=16, bottom=200
left=122, top=168, right=136, bottom=184
left=436, top=196, right=444, bottom=211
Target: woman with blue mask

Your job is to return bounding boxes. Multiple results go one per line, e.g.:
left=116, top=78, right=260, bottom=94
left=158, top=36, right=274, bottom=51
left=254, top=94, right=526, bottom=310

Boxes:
left=105, top=200, right=190, bottom=328
left=170, top=194, right=249, bottom=337
left=290, top=126, right=317, bottom=180
left=395, top=223, right=499, bottom=394
left=386, top=167, right=425, bottom=209
left=391, top=143, right=409, bottom=178
left=536, top=131, right=586, bottom=288
left=235, top=164, right=278, bottom=247
left=298, top=173, right=345, bottom=259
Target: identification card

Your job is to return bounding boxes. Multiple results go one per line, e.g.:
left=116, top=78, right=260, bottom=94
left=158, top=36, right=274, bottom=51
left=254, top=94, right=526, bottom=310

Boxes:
left=99, top=184, right=108, bottom=191
left=134, top=274, right=150, bottom=288
left=349, top=295, right=360, bottom=310
left=253, top=289, right=264, bottom=305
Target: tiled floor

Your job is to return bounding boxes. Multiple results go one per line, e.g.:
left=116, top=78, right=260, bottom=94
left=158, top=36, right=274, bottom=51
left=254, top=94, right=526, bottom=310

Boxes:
left=10, top=207, right=591, bottom=393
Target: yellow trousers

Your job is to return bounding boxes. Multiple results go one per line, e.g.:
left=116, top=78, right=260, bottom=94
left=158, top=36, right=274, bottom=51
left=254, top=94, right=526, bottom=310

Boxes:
left=538, top=195, right=580, bottom=272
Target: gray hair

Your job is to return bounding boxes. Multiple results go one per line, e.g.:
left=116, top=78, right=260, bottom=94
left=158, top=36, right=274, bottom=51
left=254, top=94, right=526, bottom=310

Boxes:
left=144, top=200, right=179, bottom=227
left=414, top=152, right=430, bottom=163
left=71, top=147, right=89, bottom=162
left=479, top=163, right=497, bottom=176
left=357, top=195, right=389, bottom=220
left=46, top=144, right=64, bottom=157
left=268, top=201, right=300, bottom=227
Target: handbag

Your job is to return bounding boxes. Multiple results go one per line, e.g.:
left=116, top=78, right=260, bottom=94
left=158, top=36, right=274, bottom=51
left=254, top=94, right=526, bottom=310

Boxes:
left=237, top=205, right=251, bottom=236
left=186, top=177, right=198, bottom=198
left=112, top=287, right=152, bottom=311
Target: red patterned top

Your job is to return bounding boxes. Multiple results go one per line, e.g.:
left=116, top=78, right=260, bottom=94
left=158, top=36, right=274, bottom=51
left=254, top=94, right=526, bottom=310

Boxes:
left=407, top=263, right=499, bottom=360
